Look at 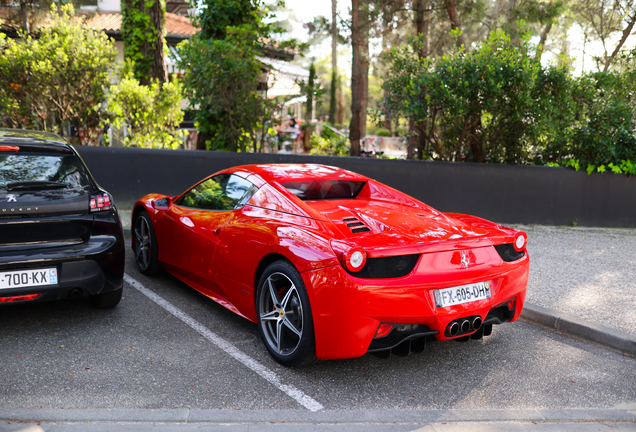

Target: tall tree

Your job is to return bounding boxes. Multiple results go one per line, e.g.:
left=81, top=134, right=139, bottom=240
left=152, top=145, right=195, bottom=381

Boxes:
left=444, top=0, right=466, bottom=48
left=329, top=0, right=338, bottom=124
left=602, top=11, right=636, bottom=71
left=359, top=2, right=370, bottom=140
left=306, top=62, right=316, bottom=121
left=414, top=0, right=430, bottom=58
left=180, top=0, right=293, bottom=151
left=571, top=0, right=636, bottom=71
left=349, top=0, right=362, bottom=156
left=121, top=0, right=167, bottom=85
left=186, top=0, right=257, bottom=149
left=0, top=0, right=52, bottom=34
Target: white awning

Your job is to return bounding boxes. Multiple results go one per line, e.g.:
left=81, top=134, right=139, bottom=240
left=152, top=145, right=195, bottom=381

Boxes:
left=166, top=45, right=182, bottom=74
left=257, top=56, right=310, bottom=81
left=284, top=95, right=307, bottom=106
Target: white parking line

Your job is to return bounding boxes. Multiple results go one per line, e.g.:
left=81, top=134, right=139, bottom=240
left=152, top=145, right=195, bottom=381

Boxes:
left=123, top=273, right=324, bottom=412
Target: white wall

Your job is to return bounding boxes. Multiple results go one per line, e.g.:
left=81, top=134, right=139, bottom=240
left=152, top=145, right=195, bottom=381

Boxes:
left=98, top=0, right=121, bottom=12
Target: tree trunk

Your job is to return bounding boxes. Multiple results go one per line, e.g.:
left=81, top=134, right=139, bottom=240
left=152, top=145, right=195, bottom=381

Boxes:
left=349, top=0, right=361, bottom=156
left=19, top=0, right=29, bottom=34
left=381, top=7, right=392, bottom=134
left=147, top=0, right=167, bottom=84
left=329, top=0, right=338, bottom=124
left=443, top=0, right=465, bottom=49
left=359, top=11, right=369, bottom=142
left=414, top=0, right=430, bottom=58
left=196, top=132, right=210, bottom=150
left=410, top=0, right=430, bottom=159
left=468, top=112, right=485, bottom=162
left=536, top=21, right=553, bottom=60
left=306, top=63, right=315, bottom=121
left=603, top=12, right=636, bottom=72
left=336, top=83, right=345, bottom=125
left=124, top=0, right=167, bottom=85
left=407, top=118, right=417, bottom=159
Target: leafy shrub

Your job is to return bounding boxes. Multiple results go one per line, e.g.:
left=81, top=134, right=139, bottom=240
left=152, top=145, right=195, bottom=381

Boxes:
left=381, top=29, right=568, bottom=163
left=105, top=73, right=185, bottom=149
left=380, top=29, right=636, bottom=172
left=571, top=71, right=636, bottom=168
left=0, top=5, right=116, bottom=144
left=375, top=128, right=391, bottom=137
left=309, top=135, right=348, bottom=157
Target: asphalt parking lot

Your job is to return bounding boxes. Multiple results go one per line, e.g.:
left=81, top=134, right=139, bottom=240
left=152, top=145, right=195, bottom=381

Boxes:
left=1, top=250, right=636, bottom=431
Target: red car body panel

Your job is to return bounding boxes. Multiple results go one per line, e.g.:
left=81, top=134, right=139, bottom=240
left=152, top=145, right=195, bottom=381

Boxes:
left=132, top=164, right=529, bottom=360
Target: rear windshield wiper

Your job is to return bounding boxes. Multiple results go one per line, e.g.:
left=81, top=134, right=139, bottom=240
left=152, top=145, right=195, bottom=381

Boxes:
left=6, top=181, right=69, bottom=191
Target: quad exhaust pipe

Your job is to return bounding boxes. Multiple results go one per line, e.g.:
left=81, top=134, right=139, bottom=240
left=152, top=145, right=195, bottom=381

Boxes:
left=448, top=321, right=460, bottom=336
left=446, top=315, right=483, bottom=337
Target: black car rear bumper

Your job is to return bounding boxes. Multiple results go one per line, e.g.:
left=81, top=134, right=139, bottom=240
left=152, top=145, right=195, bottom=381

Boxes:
left=0, top=232, right=125, bottom=304
left=0, top=259, right=121, bottom=303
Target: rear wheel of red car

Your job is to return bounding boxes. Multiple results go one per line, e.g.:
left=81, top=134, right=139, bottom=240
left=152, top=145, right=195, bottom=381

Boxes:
left=133, top=210, right=162, bottom=275
left=256, top=260, right=317, bottom=367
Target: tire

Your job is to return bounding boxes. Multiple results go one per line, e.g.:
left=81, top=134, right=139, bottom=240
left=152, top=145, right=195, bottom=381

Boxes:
left=133, top=210, right=162, bottom=275
left=256, top=260, right=317, bottom=367
left=90, top=288, right=123, bottom=308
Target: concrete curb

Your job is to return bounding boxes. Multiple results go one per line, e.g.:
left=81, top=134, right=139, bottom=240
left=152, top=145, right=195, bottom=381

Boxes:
left=521, top=303, right=636, bottom=357
left=1, top=408, right=635, bottom=423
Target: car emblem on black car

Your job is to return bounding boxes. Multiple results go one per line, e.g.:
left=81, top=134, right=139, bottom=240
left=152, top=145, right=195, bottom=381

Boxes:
left=6, top=194, right=17, bottom=202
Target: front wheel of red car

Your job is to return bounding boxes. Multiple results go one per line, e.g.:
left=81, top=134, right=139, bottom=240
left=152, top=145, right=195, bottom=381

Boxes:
left=133, top=210, right=162, bottom=275
left=256, top=260, right=317, bottom=367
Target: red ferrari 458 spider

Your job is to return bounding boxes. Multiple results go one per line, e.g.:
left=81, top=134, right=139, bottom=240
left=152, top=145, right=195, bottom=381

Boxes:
left=132, top=164, right=529, bottom=366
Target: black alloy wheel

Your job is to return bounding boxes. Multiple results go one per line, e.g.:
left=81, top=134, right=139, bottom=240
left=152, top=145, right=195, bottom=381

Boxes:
left=256, top=260, right=317, bottom=367
left=133, top=210, right=162, bottom=275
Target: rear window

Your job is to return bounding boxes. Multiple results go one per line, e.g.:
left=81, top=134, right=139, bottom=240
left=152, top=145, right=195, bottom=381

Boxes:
left=0, top=153, right=91, bottom=191
left=280, top=180, right=366, bottom=200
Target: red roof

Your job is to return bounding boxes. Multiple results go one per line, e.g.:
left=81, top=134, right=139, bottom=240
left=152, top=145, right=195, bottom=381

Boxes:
left=83, top=12, right=198, bottom=37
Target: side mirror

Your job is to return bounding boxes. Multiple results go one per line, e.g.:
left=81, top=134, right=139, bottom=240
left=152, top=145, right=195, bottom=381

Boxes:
left=152, top=196, right=171, bottom=210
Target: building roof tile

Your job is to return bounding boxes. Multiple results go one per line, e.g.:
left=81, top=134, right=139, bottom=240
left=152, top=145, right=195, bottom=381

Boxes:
left=83, top=11, right=198, bottom=37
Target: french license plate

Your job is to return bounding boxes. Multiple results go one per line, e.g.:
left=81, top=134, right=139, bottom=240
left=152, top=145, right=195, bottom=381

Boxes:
left=434, top=281, right=491, bottom=308
left=0, top=268, right=58, bottom=290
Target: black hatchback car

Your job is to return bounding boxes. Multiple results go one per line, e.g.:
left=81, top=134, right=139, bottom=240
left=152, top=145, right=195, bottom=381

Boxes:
left=0, top=129, right=125, bottom=307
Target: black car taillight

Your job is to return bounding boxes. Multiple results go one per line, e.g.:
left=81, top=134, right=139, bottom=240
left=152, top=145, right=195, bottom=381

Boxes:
left=90, top=193, right=112, bottom=212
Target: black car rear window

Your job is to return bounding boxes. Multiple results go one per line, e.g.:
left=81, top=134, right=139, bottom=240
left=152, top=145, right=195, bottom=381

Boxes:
left=0, top=153, right=91, bottom=191
left=280, top=180, right=366, bottom=200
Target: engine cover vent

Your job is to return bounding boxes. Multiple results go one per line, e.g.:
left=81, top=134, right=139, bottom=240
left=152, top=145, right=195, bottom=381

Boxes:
left=342, top=217, right=371, bottom=234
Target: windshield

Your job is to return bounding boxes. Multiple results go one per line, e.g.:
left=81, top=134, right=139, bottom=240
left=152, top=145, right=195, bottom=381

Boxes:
left=0, top=154, right=91, bottom=191
left=280, top=180, right=366, bottom=200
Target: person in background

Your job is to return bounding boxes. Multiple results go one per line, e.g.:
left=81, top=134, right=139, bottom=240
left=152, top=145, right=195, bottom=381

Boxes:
left=289, top=118, right=300, bottom=141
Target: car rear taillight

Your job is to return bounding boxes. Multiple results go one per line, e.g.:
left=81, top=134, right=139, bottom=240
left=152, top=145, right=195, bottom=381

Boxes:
left=513, top=232, right=527, bottom=252
left=0, top=293, right=41, bottom=303
left=344, top=247, right=367, bottom=272
left=330, top=240, right=368, bottom=273
left=0, top=146, right=19, bottom=151
left=90, top=193, right=112, bottom=212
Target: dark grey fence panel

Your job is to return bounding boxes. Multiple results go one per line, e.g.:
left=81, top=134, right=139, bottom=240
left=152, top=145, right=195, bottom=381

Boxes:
left=75, top=146, right=636, bottom=228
